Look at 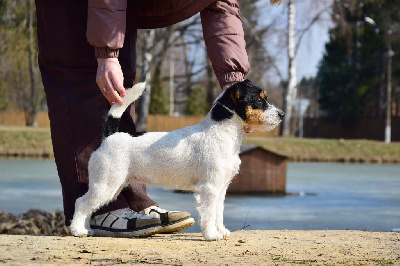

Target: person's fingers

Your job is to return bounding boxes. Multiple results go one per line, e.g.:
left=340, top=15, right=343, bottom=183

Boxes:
left=97, top=79, right=116, bottom=105
left=111, top=68, right=125, bottom=97
left=97, top=72, right=120, bottom=105
left=105, top=74, right=124, bottom=105
left=96, top=58, right=125, bottom=105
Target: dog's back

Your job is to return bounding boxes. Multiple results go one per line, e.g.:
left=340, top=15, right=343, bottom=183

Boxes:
left=94, top=114, right=240, bottom=191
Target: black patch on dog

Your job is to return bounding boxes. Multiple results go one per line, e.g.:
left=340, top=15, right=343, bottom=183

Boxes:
left=211, top=83, right=240, bottom=121
left=211, top=104, right=234, bottom=121
left=130, top=132, right=146, bottom=137
left=103, top=115, right=120, bottom=138
left=103, top=116, right=147, bottom=138
left=211, top=80, right=269, bottom=123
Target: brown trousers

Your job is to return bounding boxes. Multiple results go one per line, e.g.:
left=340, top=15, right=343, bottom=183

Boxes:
left=35, top=0, right=157, bottom=225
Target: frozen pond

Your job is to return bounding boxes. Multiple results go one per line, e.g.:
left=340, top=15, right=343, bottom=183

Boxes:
left=0, top=159, right=399, bottom=232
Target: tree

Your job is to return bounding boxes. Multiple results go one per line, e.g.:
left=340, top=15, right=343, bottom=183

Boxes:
left=0, top=0, right=42, bottom=126
left=135, top=23, right=189, bottom=129
left=317, top=0, right=399, bottom=126
left=0, top=78, right=7, bottom=110
left=185, top=85, right=208, bottom=116
left=0, top=0, right=43, bottom=126
left=278, top=0, right=333, bottom=135
left=282, top=0, right=297, bottom=136
left=26, top=0, right=39, bottom=126
left=149, top=65, right=169, bottom=115
left=136, top=29, right=155, bottom=132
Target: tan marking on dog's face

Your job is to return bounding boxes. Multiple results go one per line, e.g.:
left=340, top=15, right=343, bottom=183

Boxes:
left=260, top=91, right=268, bottom=100
left=245, top=106, right=266, bottom=125
left=235, top=88, right=240, bottom=99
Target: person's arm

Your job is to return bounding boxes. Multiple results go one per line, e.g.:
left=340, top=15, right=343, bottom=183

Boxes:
left=200, top=0, right=250, bottom=90
left=87, top=0, right=127, bottom=105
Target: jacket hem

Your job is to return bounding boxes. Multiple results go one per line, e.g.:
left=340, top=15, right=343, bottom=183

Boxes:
left=219, top=71, right=245, bottom=87
left=95, top=47, right=120, bottom=58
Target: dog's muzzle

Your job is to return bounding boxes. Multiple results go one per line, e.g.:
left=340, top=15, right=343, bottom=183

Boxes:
left=259, top=106, right=284, bottom=132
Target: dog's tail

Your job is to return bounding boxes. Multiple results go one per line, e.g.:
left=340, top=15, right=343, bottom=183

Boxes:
left=103, top=82, right=146, bottom=138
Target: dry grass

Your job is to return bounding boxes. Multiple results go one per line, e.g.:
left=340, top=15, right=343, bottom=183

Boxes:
left=0, top=127, right=53, bottom=158
left=247, top=137, right=400, bottom=163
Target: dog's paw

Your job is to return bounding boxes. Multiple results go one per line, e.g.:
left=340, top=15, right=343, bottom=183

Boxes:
left=70, top=226, right=92, bottom=237
left=203, top=229, right=223, bottom=241
left=218, top=226, right=230, bottom=237
left=87, top=229, right=94, bottom=236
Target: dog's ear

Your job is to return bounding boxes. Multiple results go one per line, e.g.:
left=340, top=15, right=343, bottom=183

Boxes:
left=211, top=83, right=241, bottom=121
left=228, top=84, right=241, bottom=107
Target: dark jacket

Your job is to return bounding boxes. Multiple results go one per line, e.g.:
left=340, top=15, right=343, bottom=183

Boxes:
left=86, top=0, right=249, bottom=87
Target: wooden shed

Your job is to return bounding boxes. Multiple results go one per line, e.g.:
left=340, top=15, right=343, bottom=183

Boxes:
left=227, top=145, right=287, bottom=194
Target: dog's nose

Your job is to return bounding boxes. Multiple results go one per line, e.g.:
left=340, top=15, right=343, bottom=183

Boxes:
left=278, top=110, right=285, bottom=119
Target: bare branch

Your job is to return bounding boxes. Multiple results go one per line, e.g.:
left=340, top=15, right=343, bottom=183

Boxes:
left=295, top=4, right=332, bottom=54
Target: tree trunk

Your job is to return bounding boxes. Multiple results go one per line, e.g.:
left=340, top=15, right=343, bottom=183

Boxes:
left=26, top=0, right=38, bottom=127
left=205, top=47, right=217, bottom=109
left=282, top=0, right=297, bottom=136
left=169, top=45, right=175, bottom=116
left=136, top=30, right=155, bottom=132
left=384, top=31, right=392, bottom=143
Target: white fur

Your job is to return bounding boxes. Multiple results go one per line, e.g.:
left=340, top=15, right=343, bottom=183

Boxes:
left=109, top=82, right=146, bottom=118
left=70, top=87, right=282, bottom=241
left=260, top=105, right=283, bottom=132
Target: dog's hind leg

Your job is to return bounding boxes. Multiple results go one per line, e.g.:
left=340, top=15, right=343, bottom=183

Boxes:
left=70, top=180, right=126, bottom=237
left=194, top=182, right=223, bottom=241
left=70, top=152, right=130, bottom=236
left=70, top=192, right=96, bottom=236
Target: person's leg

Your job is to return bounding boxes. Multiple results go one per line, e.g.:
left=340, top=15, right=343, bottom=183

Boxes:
left=115, top=0, right=195, bottom=232
left=106, top=0, right=160, bottom=213
left=35, top=0, right=156, bottom=226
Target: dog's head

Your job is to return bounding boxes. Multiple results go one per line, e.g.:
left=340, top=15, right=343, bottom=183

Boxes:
left=211, top=79, right=284, bottom=132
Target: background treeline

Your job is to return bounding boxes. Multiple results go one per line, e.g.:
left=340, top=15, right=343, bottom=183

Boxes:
left=0, top=0, right=399, bottom=136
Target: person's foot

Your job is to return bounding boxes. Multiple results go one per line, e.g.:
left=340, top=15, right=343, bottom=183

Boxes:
left=139, top=206, right=195, bottom=233
left=90, top=208, right=162, bottom=237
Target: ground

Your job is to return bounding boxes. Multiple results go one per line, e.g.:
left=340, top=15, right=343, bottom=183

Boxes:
left=0, top=230, right=399, bottom=265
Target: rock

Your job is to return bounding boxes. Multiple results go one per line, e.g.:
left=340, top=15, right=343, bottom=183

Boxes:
left=0, top=212, right=18, bottom=232
left=0, top=209, right=70, bottom=235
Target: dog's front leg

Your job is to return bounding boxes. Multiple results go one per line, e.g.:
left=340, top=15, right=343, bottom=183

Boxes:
left=194, top=182, right=223, bottom=241
left=215, top=181, right=231, bottom=238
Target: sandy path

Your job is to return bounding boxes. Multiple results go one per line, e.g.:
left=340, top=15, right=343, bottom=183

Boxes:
left=0, top=230, right=399, bottom=265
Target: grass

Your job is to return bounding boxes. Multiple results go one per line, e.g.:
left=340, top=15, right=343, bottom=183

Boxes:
left=0, top=126, right=399, bottom=163
left=369, top=258, right=395, bottom=265
left=0, top=127, right=53, bottom=157
left=246, top=137, right=400, bottom=163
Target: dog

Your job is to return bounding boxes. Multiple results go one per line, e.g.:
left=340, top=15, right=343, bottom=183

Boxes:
left=70, top=79, right=284, bottom=241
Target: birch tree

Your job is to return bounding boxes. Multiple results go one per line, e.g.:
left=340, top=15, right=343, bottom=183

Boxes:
left=282, top=0, right=297, bottom=136
left=26, top=0, right=39, bottom=126
left=136, top=29, right=155, bottom=132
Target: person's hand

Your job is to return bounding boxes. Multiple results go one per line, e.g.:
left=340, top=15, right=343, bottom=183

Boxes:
left=96, top=58, right=125, bottom=105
